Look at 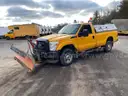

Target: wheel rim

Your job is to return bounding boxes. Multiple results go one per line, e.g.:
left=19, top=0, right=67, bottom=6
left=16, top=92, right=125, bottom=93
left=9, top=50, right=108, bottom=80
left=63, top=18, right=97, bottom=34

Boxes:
left=64, top=53, right=73, bottom=64
left=107, top=43, right=112, bottom=51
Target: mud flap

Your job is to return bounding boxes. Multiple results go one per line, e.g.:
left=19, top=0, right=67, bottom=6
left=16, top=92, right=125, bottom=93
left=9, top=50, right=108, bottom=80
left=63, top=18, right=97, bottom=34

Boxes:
left=11, top=45, right=36, bottom=72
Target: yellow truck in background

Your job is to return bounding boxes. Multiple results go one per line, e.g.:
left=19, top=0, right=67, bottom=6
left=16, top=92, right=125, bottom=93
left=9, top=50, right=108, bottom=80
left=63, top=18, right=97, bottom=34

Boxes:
left=112, top=19, right=128, bottom=35
left=118, top=30, right=128, bottom=35
left=11, top=23, right=118, bottom=72
left=5, top=23, right=52, bottom=39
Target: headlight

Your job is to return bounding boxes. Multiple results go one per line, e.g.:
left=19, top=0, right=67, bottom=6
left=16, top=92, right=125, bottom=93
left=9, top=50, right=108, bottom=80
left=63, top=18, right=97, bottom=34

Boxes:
left=49, top=42, right=58, bottom=51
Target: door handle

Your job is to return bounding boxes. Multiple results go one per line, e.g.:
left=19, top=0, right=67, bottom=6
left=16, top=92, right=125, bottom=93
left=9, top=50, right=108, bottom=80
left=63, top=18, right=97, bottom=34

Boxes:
left=92, top=36, right=95, bottom=39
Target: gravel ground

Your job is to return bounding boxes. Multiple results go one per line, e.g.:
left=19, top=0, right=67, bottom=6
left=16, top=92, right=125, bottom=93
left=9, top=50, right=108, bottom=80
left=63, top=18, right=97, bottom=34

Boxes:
left=0, top=36, right=128, bottom=96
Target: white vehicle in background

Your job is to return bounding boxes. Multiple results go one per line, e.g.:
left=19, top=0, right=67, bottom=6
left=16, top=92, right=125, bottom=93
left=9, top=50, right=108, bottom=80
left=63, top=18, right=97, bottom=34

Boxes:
left=0, top=27, right=9, bottom=39
left=45, top=26, right=52, bottom=35
left=38, top=25, right=52, bottom=36
left=47, top=26, right=52, bottom=34
left=30, top=23, right=52, bottom=36
left=37, top=25, right=45, bottom=36
left=45, top=26, right=47, bottom=35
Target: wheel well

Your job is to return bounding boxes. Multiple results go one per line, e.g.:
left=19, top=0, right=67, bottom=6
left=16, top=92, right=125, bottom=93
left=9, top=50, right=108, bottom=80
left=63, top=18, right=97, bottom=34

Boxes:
left=60, top=44, right=76, bottom=53
left=107, top=37, right=113, bottom=41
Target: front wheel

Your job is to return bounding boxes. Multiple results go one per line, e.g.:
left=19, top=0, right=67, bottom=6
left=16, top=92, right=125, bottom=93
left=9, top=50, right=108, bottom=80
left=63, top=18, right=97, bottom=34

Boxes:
left=60, top=48, right=74, bottom=66
left=104, top=41, right=113, bottom=52
left=6, top=36, right=11, bottom=40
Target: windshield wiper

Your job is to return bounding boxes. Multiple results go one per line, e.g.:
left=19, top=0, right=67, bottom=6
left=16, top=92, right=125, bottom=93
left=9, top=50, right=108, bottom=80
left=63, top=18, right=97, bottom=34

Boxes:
left=58, top=33, right=68, bottom=34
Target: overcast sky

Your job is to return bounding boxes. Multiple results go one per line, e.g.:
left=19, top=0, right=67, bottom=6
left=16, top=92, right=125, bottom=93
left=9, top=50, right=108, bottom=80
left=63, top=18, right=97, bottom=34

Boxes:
left=0, top=0, right=120, bottom=26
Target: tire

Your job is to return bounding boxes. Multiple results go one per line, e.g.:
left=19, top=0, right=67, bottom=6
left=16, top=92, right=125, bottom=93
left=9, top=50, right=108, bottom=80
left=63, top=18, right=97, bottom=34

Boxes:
left=6, top=36, right=10, bottom=40
left=104, top=41, right=113, bottom=52
left=60, top=48, right=74, bottom=66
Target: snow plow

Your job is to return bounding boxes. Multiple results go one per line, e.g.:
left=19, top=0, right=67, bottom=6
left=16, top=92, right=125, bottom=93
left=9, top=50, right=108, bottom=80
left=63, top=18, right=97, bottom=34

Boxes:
left=10, top=37, right=59, bottom=72
left=11, top=46, right=35, bottom=72
left=10, top=39, right=42, bottom=72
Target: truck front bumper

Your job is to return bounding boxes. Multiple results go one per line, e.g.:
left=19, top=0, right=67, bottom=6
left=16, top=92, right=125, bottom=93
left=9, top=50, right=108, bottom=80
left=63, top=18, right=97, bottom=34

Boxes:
left=33, top=49, right=60, bottom=62
left=41, top=51, right=59, bottom=60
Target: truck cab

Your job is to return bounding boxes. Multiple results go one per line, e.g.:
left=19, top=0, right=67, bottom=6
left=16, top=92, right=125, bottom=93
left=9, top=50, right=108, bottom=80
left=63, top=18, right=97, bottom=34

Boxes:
left=33, top=23, right=118, bottom=66
left=4, top=30, right=15, bottom=39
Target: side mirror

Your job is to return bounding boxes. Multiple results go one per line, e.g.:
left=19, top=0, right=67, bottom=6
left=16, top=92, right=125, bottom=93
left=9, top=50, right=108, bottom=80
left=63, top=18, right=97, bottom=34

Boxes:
left=78, top=29, right=89, bottom=37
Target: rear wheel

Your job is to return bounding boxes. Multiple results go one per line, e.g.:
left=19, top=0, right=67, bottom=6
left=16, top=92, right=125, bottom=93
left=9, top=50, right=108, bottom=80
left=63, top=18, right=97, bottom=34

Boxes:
left=104, top=41, right=113, bottom=52
left=60, top=48, right=74, bottom=66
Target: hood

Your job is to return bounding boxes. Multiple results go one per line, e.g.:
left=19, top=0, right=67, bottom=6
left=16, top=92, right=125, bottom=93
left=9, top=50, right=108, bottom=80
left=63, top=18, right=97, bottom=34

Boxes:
left=37, top=34, right=73, bottom=42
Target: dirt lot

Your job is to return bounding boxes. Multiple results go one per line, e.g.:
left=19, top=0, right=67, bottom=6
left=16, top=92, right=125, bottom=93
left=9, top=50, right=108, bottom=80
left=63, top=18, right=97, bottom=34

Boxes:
left=0, top=36, right=128, bottom=96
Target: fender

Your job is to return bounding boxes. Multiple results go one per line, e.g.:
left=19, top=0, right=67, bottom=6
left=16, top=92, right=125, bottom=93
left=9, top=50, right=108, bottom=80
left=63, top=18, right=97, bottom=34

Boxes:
left=56, top=41, right=78, bottom=51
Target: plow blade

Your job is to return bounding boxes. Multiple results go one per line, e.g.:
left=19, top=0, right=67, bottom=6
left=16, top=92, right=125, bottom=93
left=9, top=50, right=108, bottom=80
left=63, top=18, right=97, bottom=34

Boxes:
left=14, top=55, right=35, bottom=71
left=11, top=45, right=36, bottom=72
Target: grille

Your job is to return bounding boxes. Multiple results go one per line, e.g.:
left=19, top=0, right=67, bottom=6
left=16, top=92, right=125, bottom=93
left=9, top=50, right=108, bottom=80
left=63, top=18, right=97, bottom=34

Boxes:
left=36, top=40, right=49, bottom=52
left=33, top=40, right=49, bottom=61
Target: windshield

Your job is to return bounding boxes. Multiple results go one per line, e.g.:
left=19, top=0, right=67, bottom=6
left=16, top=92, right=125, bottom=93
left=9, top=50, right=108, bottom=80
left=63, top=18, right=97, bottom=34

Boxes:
left=58, top=24, right=80, bottom=34
left=8, top=30, right=13, bottom=34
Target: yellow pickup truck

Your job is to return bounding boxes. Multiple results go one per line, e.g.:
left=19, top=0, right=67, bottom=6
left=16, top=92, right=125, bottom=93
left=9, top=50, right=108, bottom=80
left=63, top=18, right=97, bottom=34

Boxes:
left=11, top=23, right=118, bottom=71
left=33, top=23, right=118, bottom=65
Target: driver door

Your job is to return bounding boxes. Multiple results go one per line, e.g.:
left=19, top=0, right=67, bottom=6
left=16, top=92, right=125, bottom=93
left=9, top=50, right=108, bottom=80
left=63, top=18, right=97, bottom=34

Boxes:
left=76, top=24, right=96, bottom=52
